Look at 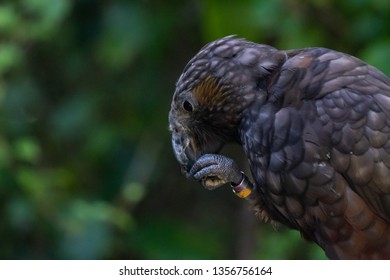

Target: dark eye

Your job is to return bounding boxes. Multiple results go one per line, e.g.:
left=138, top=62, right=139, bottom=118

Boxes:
left=183, top=100, right=193, bottom=112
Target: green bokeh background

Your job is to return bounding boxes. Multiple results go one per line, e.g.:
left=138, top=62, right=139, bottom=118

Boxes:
left=0, top=0, right=389, bottom=260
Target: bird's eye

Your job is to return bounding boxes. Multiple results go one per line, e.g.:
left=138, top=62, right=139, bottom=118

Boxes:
left=183, top=100, right=194, bottom=112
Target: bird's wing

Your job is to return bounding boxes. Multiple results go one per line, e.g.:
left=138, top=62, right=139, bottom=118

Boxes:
left=272, top=48, right=390, bottom=222
left=261, top=48, right=390, bottom=258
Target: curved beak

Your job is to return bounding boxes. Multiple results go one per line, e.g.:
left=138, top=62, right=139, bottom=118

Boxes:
left=171, top=131, right=198, bottom=177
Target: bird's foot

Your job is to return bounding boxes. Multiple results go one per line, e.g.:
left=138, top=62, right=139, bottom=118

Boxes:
left=189, top=154, right=243, bottom=190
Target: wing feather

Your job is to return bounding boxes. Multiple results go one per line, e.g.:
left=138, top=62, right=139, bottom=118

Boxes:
left=277, top=48, right=390, bottom=222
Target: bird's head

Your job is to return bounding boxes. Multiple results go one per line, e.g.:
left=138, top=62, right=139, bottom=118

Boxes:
left=169, top=36, right=286, bottom=175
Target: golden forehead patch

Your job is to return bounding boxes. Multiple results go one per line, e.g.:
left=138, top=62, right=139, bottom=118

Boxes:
left=192, top=75, right=224, bottom=106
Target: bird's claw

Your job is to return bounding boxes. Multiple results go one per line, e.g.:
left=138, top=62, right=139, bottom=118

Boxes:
left=189, top=154, right=243, bottom=190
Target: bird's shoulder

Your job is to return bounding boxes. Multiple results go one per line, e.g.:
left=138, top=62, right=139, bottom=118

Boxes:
left=269, top=47, right=390, bottom=105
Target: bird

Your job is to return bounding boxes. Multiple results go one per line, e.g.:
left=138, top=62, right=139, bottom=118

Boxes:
left=168, top=35, right=390, bottom=259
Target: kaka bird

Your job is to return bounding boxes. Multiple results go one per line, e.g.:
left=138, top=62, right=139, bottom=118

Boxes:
left=168, top=36, right=390, bottom=259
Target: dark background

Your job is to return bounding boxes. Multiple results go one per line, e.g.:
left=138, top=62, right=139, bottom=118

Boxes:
left=1, top=0, right=389, bottom=259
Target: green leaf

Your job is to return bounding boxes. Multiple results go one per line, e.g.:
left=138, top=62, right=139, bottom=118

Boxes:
left=13, top=137, right=41, bottom=163
left=0, top=4, right=19, bottom=33
left=121, top=181, right=145, bottom=204
left=0, top=44, right=22, bottom=74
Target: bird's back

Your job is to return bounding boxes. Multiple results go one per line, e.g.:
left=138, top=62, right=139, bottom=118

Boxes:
left=242, top=47, right=390, bottom=259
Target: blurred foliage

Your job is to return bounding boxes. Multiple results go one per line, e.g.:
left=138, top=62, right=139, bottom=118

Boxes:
left=0, top=0, right=389, bottom=260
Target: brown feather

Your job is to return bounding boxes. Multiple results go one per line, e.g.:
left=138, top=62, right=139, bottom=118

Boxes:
left=170, top=36, right=390, bottom=259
